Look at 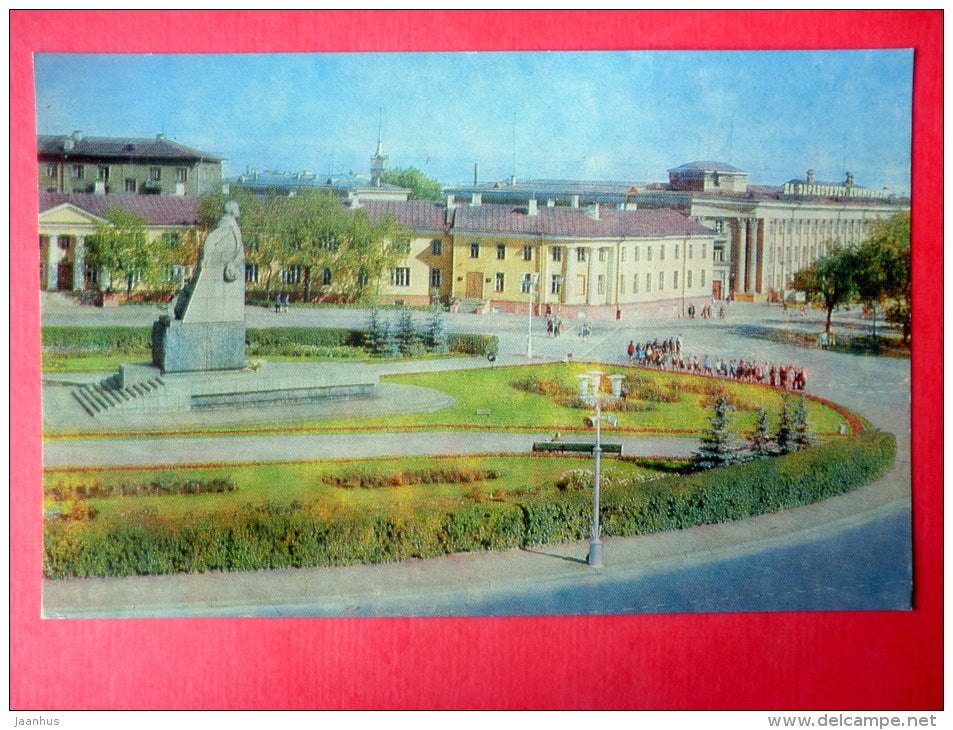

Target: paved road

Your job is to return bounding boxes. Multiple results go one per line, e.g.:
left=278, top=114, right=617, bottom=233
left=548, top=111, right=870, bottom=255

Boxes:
left=40, top=296, right=912, bottom=616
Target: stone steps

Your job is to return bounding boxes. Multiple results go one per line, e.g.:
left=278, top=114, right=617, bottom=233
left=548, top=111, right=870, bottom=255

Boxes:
left=71, top=376, right=166, bottom=417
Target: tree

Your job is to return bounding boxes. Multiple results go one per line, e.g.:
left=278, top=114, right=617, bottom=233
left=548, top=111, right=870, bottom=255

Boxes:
left=791, top=245, right=859, bottom=335
left=382, top=167, right=444, bottom=201
left=748, top=407, right=773, bottom=459
left=791, top=395, right=812, bottom=451
left=692, top=394, right=742, bottom=470
left=774, top=398, right=795, bottom=455
left=395, top=310, right=420, bottom=355
left=868, top=213, right=912, bottom=344
left=424, top=302, right=448, bottom=353
left=88, top=207, right=162, bottom=298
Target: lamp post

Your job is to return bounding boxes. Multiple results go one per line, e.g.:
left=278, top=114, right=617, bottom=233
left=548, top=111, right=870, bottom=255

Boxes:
left=583, top=370, right=618, bottom=568
left=526, top=272, right=540, bottom=358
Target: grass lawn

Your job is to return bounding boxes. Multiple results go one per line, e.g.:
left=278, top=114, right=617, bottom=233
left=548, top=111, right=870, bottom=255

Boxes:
left=44, top=454, right=667, bottom=519
left=44, top=362, right=854, bottom=438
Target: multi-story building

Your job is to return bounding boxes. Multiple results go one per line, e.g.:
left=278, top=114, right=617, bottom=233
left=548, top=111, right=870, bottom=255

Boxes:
left=634, top=162, right=909, bottom=300
left=446, top=161, right=910, bottom=301
left=38, top=131, right=224, bottom=197
left=228, top=169, right=410, bottom=203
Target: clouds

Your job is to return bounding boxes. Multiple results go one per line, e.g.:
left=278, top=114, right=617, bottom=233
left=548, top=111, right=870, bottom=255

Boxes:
left=34, top=49, right=912, bottom=193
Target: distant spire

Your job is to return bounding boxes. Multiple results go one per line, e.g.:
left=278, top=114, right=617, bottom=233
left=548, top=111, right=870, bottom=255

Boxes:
left=371, top=106, right=388, bottom=186
left=375, top=106, right=384, bottom=157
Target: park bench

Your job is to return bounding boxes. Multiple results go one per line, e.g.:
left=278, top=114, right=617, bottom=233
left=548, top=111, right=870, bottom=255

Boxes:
left=532, top=442, right=623, bottom=455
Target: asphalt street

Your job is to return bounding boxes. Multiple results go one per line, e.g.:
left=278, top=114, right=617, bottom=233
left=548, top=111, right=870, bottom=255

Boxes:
left=40, top=296, right=912, bottom=617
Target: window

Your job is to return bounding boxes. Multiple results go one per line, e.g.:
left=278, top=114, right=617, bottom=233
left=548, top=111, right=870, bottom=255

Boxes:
left=646, top=273, right=652, bottom=292
left=390, top=267, right=410, bottom=287
left=674, top=244, right=680, bottom=259
left=632, top=273, right=639, bottom=293
left=245, top=263, right=259, bottom=284
left=72, top=164, right=84, bottom=179
left=620, top=246, right=627, bottom=262
left=45, top=164, right=56, bottom=178
left=660, top=245, right=665, bottom=261
left=495, top=272, right=505, bottom=292
left=98, top=166, right=109, bottom=180
left=673, top=271, right=679, bottom=288
left=281, top=265, right=302, bottom=284
left=550, top=275, right=562, bottom=295
left=430, top=239, right=442, bottom=255
left=394, top=238, right=411, bottom=255
left=597, top=275, right=605, bottom=295
left=701, top=244, right=707, bottom=259
left=321, top=268, right=333, bottom=286
left=162, top=232, right=181, bottom=247
left=633, top=246, right=640, bottom=262
left=598, top=249, right=607, bottom=262
left=470, top=242, right=480, bottom=258
left=319, top=235, right=340, bottom=251
left=175, top=167, right=188, bottom=183
left=647, top=246, right=653, bottom=261
left=520, top=273, right=533, bottom=293
left=687, top=270, right=693, bottom=288
left=430, top=268, right=442, bottom=288
left=125, top=178, right=137, bottom=193
left=658, top=272, right=664, bottom=290
left=357, top=267, right=369, bottom=287
left=620, top=276, right=626, bottom=294
left=700, top=270, right=706, bottom=287
left=522, top=245, right=533, bottom=261
left=577, top=248, right=587, bottom=262
left=551, top=246, right=563, bottom=262
left=688, top=243, right=693, bottom=259
left=496, top=243, right=506, bottom=260
left=150, top=167, right=161, bottom=181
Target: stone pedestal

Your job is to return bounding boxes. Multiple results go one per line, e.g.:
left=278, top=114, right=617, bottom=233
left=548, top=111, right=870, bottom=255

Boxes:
left=152, top=316, right=245, bottom=373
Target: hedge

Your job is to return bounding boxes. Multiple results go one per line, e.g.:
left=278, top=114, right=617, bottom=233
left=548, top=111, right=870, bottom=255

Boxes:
left=41, top=326, right=498, bottom=358
left=43, top=430, right=895, bottom=578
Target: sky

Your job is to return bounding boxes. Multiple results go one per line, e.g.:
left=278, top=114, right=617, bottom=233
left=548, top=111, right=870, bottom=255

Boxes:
left=34, top=50, right=913, bottom=194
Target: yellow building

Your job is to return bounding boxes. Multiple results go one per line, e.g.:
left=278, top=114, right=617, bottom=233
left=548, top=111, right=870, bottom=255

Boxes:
left=447, top=199, right=718, bottom=318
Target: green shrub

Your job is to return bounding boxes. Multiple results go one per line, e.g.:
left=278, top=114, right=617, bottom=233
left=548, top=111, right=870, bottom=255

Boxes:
left=447, top=333, right=499, bottom=357
left=42, top=326, right=152, bottom=352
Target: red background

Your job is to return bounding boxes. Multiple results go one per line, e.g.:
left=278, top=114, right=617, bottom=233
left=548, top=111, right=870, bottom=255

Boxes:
left=10, top=10, right=942, bottom=710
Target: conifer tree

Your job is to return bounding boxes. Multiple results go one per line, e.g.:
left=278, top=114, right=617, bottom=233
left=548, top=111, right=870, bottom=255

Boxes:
left=424, top=302, right=448, bottom=353
left=396, top=310, right=420, bottom=355
left=748, top=407, right=773, bottom=459
left=366, top=305, right=388, bottom=356
left=692, top=394, right=742, bottom=470
left=775, top=397, right=795, bottom=455
left=791, top=395, right=812, bottom=451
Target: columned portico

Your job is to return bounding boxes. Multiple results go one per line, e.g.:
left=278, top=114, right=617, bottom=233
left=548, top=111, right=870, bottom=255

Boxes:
left=735, top=219, right=747, bottom=293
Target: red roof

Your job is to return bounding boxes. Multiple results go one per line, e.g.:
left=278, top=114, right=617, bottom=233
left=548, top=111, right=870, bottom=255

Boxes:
left=452, top=203, right=714, bottom=238
left=39, top=193, right=201, bottom=226
left=360, top=199, right=449, bottom=232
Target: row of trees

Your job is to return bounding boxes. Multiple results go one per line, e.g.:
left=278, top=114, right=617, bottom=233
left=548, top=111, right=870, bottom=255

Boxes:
left=792, top=212, right=911, bottom=343
left=84, top=166, right=448, bottom=301
left=693, top=394, right=811, bottom=470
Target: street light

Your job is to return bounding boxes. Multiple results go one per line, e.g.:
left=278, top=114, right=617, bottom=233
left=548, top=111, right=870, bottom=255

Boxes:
left=582, top=370, right=618, bottom=568
left=526, top=272, right=540, bottom=358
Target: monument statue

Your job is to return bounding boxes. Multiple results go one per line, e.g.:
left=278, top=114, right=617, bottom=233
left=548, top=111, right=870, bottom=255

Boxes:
left=152, top=201, right=247, bottom=373
left=173, top=200, right=245, bottom=323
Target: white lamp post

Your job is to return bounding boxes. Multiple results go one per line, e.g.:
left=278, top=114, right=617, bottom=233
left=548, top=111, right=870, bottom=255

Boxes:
left=526, top=272, right=540, bottom=358
left=583, top=370, right=618, bottom=568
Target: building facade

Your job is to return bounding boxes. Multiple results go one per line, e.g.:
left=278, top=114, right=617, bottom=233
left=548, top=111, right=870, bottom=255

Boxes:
left=39, top=132, right=224, bottom=198
left=444, top=161, right=909, bottom=302
left=39, top=193, right=201, bottom=293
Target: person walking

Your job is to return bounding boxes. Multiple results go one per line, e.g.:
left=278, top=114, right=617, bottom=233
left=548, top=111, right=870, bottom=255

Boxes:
left=627, top=340, right=635, bottom=362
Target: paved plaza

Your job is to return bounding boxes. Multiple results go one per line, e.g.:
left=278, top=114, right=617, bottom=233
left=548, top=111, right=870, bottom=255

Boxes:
left=39, top=295, right=912, bottom=617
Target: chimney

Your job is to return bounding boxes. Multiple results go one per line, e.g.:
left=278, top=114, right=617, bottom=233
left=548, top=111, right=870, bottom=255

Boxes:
left=587, top=203, right=600, bottom=220
left=527, top=198, right=538, bottom=216
left=93, top=179, right=106, bottom=195
left=546, top=199, right=556, bottom=207
left=471, top=193, right=482, bottom=206
left=63, top=138, right=74, bottom=152
left=806, top=169, right=815, bottom=185
left=571, top=195, right=580, bottom=209
left=845, top=172, right=855, bottom=187
left=156, top=133, right=165, bottom=140
left=474, top=163, right=479, bottom=185
left=446, top=194, right=456, bottom=210
left=71, top=130, right=84, bottom=143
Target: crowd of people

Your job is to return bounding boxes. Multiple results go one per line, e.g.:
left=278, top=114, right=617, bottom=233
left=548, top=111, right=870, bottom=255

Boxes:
left=625, top=337, right=807, bottom=391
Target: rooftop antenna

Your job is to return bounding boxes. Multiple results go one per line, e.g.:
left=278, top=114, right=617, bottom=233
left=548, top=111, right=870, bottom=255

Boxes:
left=726, top=116, right=734, bottom=162
left=376, top=106, right=384, bottom=156
left=511, top=112, right=516, bottom=178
